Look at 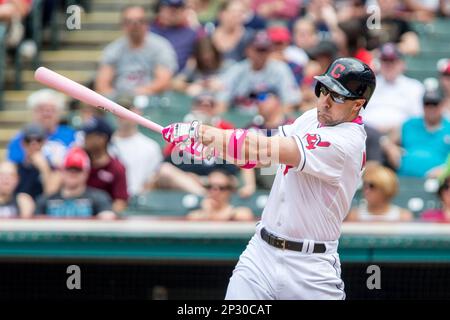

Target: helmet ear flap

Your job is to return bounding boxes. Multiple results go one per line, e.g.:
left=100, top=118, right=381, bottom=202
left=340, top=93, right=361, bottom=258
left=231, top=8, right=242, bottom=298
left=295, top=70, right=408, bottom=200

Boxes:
left=314, top=82, right=321, bottom=98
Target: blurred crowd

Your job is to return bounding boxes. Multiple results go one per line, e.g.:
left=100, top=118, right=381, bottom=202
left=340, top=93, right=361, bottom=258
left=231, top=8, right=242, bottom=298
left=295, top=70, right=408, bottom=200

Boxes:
left=1, top=0, right=450, bottom=223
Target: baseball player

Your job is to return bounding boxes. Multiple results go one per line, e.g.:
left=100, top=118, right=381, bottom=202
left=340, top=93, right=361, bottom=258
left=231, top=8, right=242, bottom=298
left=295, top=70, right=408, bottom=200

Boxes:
left=162, top=57, right=376, bottom=299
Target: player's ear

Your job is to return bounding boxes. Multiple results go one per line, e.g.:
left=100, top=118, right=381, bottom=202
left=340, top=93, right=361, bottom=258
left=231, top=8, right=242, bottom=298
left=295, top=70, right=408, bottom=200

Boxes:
left=353, top=99, right=365, bottom=113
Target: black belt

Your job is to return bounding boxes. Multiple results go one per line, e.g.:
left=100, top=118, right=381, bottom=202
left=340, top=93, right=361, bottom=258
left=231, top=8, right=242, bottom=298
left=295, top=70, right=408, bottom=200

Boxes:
left=260, top=228, right=326, bottom=253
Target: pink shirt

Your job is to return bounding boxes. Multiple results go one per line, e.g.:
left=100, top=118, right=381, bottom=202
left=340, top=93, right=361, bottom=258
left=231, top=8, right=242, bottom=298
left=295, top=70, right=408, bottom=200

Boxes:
left=421, top=209, right=450, bottom=223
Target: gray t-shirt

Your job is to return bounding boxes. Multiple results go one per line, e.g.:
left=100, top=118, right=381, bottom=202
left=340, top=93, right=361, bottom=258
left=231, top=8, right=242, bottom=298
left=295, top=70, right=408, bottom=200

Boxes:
left=101, top=32, right=178, bottom=94
left=217, top=59, right=301, bottom=110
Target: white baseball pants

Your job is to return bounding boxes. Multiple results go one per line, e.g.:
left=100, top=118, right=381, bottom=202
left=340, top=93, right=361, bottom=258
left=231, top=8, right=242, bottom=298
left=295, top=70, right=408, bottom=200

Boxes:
left=225, top=224, right=346, bottom=300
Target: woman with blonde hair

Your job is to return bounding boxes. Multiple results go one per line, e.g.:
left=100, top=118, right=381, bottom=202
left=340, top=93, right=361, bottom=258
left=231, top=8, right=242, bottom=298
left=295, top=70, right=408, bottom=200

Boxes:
left=346, top=164, right=413, bottom=222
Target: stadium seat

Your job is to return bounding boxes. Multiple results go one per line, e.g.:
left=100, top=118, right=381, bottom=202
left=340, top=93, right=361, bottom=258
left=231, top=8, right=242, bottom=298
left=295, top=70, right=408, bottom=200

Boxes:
left=127, top=190, right=199, bottom=216
left=125, top=189, right=270, bottom=218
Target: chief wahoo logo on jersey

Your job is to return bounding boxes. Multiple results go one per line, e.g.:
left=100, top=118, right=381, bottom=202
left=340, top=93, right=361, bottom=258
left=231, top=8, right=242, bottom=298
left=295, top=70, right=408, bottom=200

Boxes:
left=304, top=133, right=331, bottom=150
left=283, top=133, right=331, bottom=175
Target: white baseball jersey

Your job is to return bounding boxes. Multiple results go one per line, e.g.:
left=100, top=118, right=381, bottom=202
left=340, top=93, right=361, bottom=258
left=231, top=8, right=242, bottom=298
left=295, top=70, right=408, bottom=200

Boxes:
left=261, top=108, right=366, bottom=241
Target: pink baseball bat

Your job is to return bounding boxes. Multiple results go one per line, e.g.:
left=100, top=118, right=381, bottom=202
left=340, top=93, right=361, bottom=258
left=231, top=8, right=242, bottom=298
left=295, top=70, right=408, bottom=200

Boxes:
left=34, top=67, right=163, bottom=133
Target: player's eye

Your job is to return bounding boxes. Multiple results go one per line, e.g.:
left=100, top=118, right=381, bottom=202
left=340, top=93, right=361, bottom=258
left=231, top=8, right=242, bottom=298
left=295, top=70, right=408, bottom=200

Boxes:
left=320, top=86, right=346, bottom=104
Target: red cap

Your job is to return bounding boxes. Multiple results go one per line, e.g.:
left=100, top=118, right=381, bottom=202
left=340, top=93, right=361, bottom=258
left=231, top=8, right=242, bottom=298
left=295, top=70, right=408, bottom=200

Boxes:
left=267, top=25, right=291, bottom=43
left=439, top=59, right=450, bottom=76
left=63, top=147, right=90, bottom=171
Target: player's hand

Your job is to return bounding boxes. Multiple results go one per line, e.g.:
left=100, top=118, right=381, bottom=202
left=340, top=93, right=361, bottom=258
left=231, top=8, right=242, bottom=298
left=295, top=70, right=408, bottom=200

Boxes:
left=162, top=121, right=215, bottom=159
left=161, top=121, right=199, bottom=144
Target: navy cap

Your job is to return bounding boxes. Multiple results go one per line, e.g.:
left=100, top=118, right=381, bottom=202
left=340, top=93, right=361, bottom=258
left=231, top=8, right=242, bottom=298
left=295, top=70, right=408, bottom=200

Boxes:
left=379, top=42, right=403, bottom=61
left=249, top=31, right=272, bottom=50
left=82, top=117, right=113, bottom=141
left=423, top=89, right=443, bottom=105
left=22, top=123, right=46, bottom=141
left=160, top=0, right=185, bottom=7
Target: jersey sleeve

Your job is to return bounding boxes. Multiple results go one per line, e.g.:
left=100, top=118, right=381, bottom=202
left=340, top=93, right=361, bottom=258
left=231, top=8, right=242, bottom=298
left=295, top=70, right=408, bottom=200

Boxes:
left=291, top=128, right=349, bottom=184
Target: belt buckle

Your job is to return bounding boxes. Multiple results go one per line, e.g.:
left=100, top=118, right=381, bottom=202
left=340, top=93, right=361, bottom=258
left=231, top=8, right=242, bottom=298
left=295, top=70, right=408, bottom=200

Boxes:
left=275, top=237, right=286, bottom=250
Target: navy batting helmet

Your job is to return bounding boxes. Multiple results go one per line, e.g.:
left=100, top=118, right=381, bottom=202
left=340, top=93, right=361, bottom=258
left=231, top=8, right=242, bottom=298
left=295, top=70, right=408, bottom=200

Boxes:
left=314, top=57, right=376, bottom=107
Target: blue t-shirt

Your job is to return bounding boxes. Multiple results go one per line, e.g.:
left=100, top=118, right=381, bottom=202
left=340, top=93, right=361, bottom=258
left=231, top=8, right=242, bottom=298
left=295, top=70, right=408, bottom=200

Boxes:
left=7, top=125, right=76, bottom=166
left=398, top=117, right=450, bottom=177
left=150, top=23, right=198, bottom=72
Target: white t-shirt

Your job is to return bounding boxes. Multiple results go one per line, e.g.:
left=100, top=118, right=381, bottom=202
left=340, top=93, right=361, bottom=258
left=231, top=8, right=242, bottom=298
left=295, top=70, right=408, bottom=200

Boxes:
left=261, top=108, right=366, bottom=241
left=362, top=75, right=424, bottom=132
left=110, top=132, right=163, bottom=196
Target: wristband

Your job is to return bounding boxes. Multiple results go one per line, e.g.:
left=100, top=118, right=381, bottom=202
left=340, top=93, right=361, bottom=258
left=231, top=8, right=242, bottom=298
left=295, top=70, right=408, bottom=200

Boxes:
left=227, top=129, right=257, bottom=169
left=227, top=129, right=248, bottom=160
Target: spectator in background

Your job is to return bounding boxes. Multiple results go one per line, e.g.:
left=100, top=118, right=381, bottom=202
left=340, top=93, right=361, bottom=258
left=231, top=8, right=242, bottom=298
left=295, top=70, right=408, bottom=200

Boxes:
left=286, top=17, right=318, bottom=66
left=165, top=92, right=239, bottom=177
left=110, top=97, right=163, bottom=196
left=267, top=25, right=304, bottom=85
left=15, top=124, right=61, bottom=200
left=172, top=36, right=229, bottom=96
left=95, top=5, right=177, bottom=99
left=440, top=0, right=450, bottom=16
left=305, top=0, right=344, bottom=42
left=110, top=96, right=205, bottom=197
left=403, top=0, right=443, bottom=22
left=421, top=176, right=450, bottom=223
left=381, top=87, right=450, bottom=178
left=300, top=39, right=339, bottom=112
left=241, top=0, right=267, bottom=31
left=7, top=89, right=76, bottom=168
left=151, top=0, right=198, bottom=72
left=251, top=0, right=301, bottom=22
left=35, top=147, right=116, bottom=220
left=364, top=125, right=385, bottom=164
left=82, top=117, right=128, bottom=213
left=338, top=19, right=374, bottom=69
left=187, top=169, right=254, bottom=221
left=0, top=0, right=31, bottom=21
left=346, top=164, right=413, bottom=222
left=363, top=43, right=424, bottom=134
left=439, top=59, right=450, bottom=115
left=365, top=0, right=420, bottom=55
left=240, top=87, right=295, bottom=197
left=217, top=30, right=301, bottom=114
left=305, top=39, right=339, bottom=77
left=186, top=0, right=225, bottom=25
left=211, top=0, right=255, bottom=63
left=336, top=0, right=369, bottom=22
left=0, top=161, right=34, bottom=218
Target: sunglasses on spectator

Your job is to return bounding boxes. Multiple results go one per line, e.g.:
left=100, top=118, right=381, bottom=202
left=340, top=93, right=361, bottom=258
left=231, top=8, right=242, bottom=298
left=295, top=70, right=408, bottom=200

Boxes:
left=442, top=184, right=450, bottom=191
left=205, top=184, right=232, bottom=191
left=122, top=18, right=147, bottom=26
left=363, top=181, right=377, bottom=190
left=319, top=85, right=351, bottom=104
left=24, top=137, right=44, bottom=144
left=256, top=92, right=271, bottom=102
left=254, top=47, right=270, bottom=53
left=424, top=102, right=440, bottom=108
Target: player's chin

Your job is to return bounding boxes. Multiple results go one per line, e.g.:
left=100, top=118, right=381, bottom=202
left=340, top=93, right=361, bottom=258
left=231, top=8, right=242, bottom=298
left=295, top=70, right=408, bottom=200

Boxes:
left=317, top=112, right=331, bottom=125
